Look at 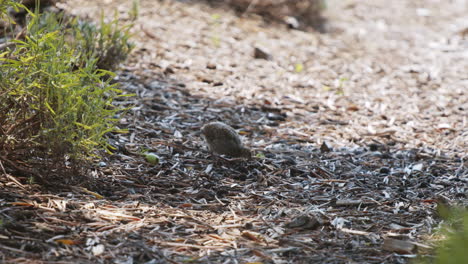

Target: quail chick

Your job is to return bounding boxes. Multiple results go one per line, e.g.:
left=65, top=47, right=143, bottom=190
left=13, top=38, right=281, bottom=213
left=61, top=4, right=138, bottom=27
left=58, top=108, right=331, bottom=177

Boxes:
left=201, top=122, right=251, bottom=158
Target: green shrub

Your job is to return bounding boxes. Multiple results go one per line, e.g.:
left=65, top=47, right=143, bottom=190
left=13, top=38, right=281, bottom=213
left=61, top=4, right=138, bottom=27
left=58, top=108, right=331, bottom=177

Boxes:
left=0, top=0, right=24, bottom=30
left=73, top=12, right=135, bottom=71
left=0, top=0, right=22, bottom=16
left=415, top=206, right=468, bottom=264
left=0, top=7, right=133, bottom=165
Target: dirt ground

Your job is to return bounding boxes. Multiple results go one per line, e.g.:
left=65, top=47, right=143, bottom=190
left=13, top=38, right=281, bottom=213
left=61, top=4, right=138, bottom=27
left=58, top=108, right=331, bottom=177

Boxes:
left=1, top=0, right=467, bottom=263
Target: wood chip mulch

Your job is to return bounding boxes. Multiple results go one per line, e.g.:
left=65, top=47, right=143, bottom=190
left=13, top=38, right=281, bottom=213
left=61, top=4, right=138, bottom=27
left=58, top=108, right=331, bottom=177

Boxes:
left=1, top=0, right=467, bottom=263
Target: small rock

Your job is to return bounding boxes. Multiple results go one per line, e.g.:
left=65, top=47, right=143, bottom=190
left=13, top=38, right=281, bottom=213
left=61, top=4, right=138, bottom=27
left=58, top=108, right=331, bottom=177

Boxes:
left=280, top=156, right=296, bottom=165
left=284, top=16, right=300, bottom=29
left=379, top=167, right=390, bottom=174
left=92, top=244, right=105, bottom=256
left=320, top=141, right=332, bottom=153
left=285, top=215, right=322, bottom=230
left=148, top=80, right=166, bottom=90
left=266, top=112, right=286, bottom=121
left=266, top=120, right=279, bottom=126
left=243, top=222, right=254, bottom=229
left=254, top=47, right=272, bottom=60
left=206, top=63, right=216, bottom=69
left=412, top=163, right=424, bottom=171
left=164, top=67, right=175, bottom=74
left=352, top=148, right=365, bottom=155
left=381, top=152, right=393, bottom=159
left=368, top=143, right=380, bottom=151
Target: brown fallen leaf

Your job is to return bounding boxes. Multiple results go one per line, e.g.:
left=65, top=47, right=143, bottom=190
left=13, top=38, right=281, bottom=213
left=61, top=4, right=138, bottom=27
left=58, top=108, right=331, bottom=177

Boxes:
left=55, top=239, right=81, bottom=245
left=241, top=231, right=265, bottom=243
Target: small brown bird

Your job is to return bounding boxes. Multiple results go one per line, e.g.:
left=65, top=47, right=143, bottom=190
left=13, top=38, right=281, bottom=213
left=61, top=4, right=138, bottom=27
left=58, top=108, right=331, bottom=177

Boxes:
left=201, top=122, right=251, bottom=158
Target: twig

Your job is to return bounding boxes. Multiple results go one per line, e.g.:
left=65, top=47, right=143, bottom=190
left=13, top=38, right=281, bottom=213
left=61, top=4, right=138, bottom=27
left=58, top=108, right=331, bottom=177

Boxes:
left=0, top=160, right=27, bottom=190
left=0, top=244, right=31, bottom=255
left=159, top=241, right=227, bottom=250
left=243, top=0, right=259, bottom=16
left=0, top=42, right=16, bottom=51
left=0, top=156, right=44, bottom=184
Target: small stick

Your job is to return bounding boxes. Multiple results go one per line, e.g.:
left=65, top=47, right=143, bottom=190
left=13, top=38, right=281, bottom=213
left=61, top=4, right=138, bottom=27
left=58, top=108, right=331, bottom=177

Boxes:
left=0, top=160, right=27, bottom=190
